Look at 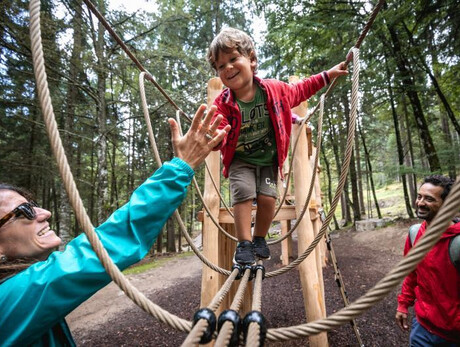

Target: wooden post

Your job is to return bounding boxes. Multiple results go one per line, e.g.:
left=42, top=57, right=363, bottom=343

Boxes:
left=311, top=147, right=327, bottom=267
left=290, top=76, right=328, bottom=346
left=280, top=220, right=292, bottom=265
left=278, top=155, right=293, bottom=265
left=200, top=78, right=224, bottom=309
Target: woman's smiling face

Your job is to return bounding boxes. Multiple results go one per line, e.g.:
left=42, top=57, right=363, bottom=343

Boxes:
left=0, top=189, right=61, bottom=261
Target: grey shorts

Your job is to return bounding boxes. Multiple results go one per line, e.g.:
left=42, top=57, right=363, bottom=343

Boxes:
left=229, top=159, right=278, bottom=206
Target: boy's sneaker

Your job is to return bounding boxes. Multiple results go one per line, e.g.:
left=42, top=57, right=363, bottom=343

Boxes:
left=233, top=241, right=255, bottom=265
left=252, top=236, right=271, bottom=259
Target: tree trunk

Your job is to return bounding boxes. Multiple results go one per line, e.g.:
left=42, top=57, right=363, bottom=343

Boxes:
left=156, top=227, right=163, bottom=254
left=94, top=0, right=109, bottom=225
left=342, top=94, right=360, bottom=222
left=384, top=55, right=414, bottom=218
left=166, top=217, right=176, bottom=253
left=327, top=115, right=351, bottom=225
left=358, top=123, right=382, bottom=219
left=355, top=126, right=365, bottom=216
left=385, top=21, right=441, bottom=172
left=400, top=97, right=417, bottom=205
left=59, top=0, right=84, bottom=246
left=402, top=22, right=460, bottom=139
left=321, top=146, right=340, bottom=230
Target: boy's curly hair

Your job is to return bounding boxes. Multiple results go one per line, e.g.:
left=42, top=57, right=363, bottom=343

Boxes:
left=207, top=27, right=257, bottom=72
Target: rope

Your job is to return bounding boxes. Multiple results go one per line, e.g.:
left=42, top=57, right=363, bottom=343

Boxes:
left=139, top=72, right=231, bottom=276
left=246, top=261, right=265, bottom=347
left=30, top=0, right=192, bottom=333
left=266, top=47, right=360, bottom=278
left=81, top=0, right=192, bottom=123
left=181, top=267, right=240, bottom=346
left=265, top=177, right=460, bottom=340
left=215, top=268, right=252, bottom=346
left=268, top=95, right=324, bottom=246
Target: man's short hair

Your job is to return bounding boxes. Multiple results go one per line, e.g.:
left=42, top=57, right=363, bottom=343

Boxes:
left=207, top=27, right=257, bottom=72
left=422, top=175, right=454, bottom=200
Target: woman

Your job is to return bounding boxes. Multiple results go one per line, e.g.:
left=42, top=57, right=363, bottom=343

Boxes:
left=0, top=105, right=230, bottom=346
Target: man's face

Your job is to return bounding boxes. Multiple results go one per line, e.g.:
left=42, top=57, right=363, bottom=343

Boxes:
left=415, top=183, right=444, bottom=222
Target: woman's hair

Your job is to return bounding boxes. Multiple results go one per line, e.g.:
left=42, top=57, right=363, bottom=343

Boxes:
left=207, top=27, right=257, bottom=72
left=0, top=183, right=34, bottom=202
left=0, top=183, right=36, bottom=282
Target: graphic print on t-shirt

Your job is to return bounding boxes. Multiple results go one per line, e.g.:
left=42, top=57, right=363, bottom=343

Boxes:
left=234, top=86, right=277, bottom=166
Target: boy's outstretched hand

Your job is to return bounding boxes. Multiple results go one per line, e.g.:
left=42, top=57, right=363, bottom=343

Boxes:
left=327, top=61, right=349, bottom=80
left=169, top=105, right=230, bottom=169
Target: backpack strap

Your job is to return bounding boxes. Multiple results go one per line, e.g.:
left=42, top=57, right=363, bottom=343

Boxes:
left=449, top=234, right=460, bottom=273
left=408, top=224, right=422, bottom=247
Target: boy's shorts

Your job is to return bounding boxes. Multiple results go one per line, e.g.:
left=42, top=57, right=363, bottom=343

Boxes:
left=229, top=159, right=278, bottom=206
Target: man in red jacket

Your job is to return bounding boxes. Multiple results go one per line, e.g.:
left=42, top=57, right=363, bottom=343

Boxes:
left=395, top=175, right=460, bottom=346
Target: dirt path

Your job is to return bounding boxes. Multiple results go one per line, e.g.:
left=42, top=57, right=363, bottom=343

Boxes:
left=67, top=255, right=202, bottom=333
left=69, top=219, right=415, bottom=346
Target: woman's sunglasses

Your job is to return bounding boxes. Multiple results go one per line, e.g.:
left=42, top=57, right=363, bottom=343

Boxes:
left=0, top=201, right=38, bottom=229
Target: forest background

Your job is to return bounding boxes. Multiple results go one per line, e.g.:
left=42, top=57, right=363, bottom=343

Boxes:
left=1, top=0, right=459, bottom=252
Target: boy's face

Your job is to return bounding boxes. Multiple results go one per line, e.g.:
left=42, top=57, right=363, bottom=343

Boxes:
left=215, top=49, right=256, bottom=99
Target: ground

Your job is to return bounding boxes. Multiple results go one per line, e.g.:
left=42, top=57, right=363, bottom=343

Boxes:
left=67, top=219, right=417, bottom=346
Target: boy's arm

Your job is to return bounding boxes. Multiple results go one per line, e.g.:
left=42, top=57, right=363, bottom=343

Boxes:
left=287, top=61, right=349, bottom=107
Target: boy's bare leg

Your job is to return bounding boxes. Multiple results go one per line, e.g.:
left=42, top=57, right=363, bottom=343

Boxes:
left=254, top=194, right=276, bottom=238
left=233, top=199, right=253, bottom=241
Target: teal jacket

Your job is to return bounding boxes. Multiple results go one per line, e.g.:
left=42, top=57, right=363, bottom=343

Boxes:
left=0, top=158, right=194, bottom=346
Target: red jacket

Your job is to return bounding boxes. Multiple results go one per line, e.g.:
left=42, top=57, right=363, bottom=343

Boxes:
left=212, top=74, right=326, bottom=178
left=397, top=221, right=460, bottom=342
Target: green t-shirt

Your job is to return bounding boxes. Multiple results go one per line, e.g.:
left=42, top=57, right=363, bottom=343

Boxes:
left=234, top=86, right=277, bottom=166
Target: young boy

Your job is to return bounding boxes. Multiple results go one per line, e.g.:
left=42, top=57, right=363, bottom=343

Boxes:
left=207, top=27, right=348, bottom=265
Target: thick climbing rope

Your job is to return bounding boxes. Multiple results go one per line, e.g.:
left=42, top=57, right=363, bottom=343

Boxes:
left=139, top=72, right=231, bottom=276
left=246, top=262, right=265, bottom=347
left=30, top=0, right=193, bottom=333
left=266, top=46, right=360, bottom=278
left=215, top=267, right=253, bottom=346
left=81, top=0, right=191, bottom=123
left=267, top=95, right=324, bottom=246
left=180, top=267, right=240, bottom=346
left=33, top=0, right=459, bottom=342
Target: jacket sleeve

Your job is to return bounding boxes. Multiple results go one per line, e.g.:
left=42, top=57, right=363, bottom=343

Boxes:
left=285, top=73, right=326, bottom=108
left=397, top=236, right=417, bottom=313
left=0, top=158, right=194, bottom=345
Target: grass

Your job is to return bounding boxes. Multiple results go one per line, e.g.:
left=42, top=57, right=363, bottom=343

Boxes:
left=324, top=181, right=410, bottom=222
left=123, top=251, right=193, bottom=275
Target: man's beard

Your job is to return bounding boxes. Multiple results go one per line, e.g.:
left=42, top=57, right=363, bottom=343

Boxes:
left=416, top=207, right=436, bottom=221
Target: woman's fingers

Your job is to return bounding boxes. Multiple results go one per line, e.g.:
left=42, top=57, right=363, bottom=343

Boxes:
left=190, top=104, right=207, bottom=132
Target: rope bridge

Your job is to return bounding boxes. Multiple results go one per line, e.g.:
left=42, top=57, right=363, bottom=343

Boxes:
left=28, top=0, right=460, bottom=345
